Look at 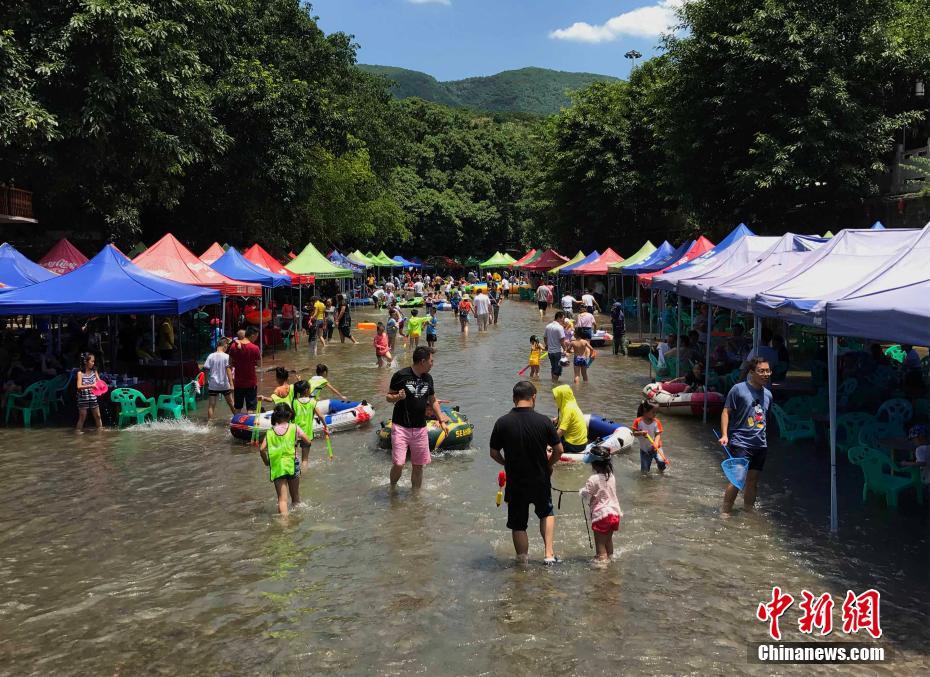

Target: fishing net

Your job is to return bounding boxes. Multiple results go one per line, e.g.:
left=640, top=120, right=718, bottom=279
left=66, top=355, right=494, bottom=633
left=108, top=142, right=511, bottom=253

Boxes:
left=721, top=457, right=749, bottom=490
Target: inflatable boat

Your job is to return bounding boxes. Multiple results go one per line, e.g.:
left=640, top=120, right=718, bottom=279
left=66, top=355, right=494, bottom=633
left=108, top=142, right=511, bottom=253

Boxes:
left=230, top=399, right=375, bottom=441
left=376, top=405, right=474, bottom=452
left=349, top=297, right=373, bottom=306
left=642, top=381, right=724, bottom=416
left=590, top=330, right=613, bottom=347
left=557, top=415, right=636, bottom=463
left=435, top=301, right=452, bottom=311
left=398, top=297, right=425, bottom=308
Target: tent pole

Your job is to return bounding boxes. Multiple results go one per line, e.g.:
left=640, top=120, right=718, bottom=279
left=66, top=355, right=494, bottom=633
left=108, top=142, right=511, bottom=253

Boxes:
left=221, top=295, right=226, bottom=338
left=151, top=315, right=156, bottom=354
left=649, top=288, right=654, bottom=337
left=178, top=314, right=184, bottom=391
left=298, top=283, right=302, bottom=350
left=828, top=335, right=839, bottom=534
left=753, top=315, right=761, bottom=355
left=703, top=304, right=712, bottom=423
left=690, top=298, right=694, bottom=332
left=259, top=294, right=263, bottom=367
left=636, top=277, right=642, bottom=341
left=675, top=294, right=681, bottom=378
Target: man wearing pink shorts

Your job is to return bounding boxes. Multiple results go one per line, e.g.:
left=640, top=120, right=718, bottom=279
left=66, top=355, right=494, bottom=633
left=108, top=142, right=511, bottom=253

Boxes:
left=387, top=346, right=448, bottom=489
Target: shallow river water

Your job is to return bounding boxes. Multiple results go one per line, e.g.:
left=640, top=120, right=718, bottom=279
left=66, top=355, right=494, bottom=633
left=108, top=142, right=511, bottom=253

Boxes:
left=1, top=301, right=928, bottom=675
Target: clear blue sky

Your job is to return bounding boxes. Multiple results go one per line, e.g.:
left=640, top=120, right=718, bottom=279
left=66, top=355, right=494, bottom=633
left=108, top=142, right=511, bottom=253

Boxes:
left=309, top=0, right=682, bottom=81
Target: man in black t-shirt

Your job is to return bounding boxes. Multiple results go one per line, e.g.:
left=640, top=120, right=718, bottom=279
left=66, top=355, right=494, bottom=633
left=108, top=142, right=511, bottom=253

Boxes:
left=387, top=346, right=448, bottom=489
left=490, top=381, right=564, bottom=564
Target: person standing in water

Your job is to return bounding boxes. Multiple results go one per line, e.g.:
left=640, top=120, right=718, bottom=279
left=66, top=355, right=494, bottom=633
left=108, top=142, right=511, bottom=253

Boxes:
left=75, top=352, right=103, bottom=432
left=490, top=381, right=564, bottom=564
left=259, top=403, right=311, bottom=516
left=204, top=337, right=235, bottom=422
left=719, top=357, right=772, bottom=515
left=386, top=347, right=448, bottom=490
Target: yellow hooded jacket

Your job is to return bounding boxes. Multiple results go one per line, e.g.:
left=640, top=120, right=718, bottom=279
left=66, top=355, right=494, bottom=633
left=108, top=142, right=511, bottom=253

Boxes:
left=552, top=385, right=587, bottom=447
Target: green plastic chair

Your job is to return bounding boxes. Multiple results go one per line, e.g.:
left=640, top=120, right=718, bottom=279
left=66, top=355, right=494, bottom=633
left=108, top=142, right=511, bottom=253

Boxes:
left=44, top=373, right=71, bottom=413
left=664, top=356, right=684, bottom=378
left=835, top=412, right=877, bottom=459
left=282, top=326, right=296, bottom=350
left=858, top=453, right=920, bottom=508
left=182, top=382, right=198, bottom=413
left=5, top=380, right=50, bottom=427
left=110, top=388, right=156, bottom=427
left=648, top=353, right=669, bottom=379
left=770, top=403, right=816, bottom=442
left=783, top=395, right=825, bottom=417
left=847, top=445, right=879, bottom=466
left=876, top=398, right=913, bottom=427
left=858, top=422, right=905, bottom=452
left=837, top=377, right=859, bottom=409
left=156, top=389, right=185, bottom=420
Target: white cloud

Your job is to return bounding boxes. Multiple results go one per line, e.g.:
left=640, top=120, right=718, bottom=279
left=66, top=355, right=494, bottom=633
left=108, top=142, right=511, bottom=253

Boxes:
left=550, top=0, right=685, bottom=43
left=407, top=0, right=451, bottom=6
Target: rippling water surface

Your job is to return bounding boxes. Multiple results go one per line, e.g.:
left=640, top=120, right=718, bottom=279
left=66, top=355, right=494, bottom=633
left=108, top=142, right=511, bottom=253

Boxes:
left=1, top=301, right=928, bottom=675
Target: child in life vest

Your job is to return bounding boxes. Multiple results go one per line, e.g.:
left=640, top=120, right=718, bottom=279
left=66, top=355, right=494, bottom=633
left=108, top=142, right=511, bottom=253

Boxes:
left=259, top=403, right=311, bottom=515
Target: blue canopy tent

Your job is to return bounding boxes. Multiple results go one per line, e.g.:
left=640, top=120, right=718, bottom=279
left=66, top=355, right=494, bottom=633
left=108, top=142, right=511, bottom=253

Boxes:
left=328, top=250, right=366, bottom=274
left=620, top=240, right=690, bottom=338
left=409, top=256, right=430, bottom=269
left=558, top=250, right=600, bottom=275
left=392, top=255, right=421, bottom=269
left=0, top=245, right=219, bottom=315
left=210, top=247, right=291, bottom=354
left=0, top=242, right=58, bottom=289
left=652, top=225, right=754, bottom=293
left=870, top=221, right=885, bottom=230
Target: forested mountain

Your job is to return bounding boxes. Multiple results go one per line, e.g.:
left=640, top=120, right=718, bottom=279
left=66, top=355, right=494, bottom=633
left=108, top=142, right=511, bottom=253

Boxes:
left=359, top=65, right=619, bottom=115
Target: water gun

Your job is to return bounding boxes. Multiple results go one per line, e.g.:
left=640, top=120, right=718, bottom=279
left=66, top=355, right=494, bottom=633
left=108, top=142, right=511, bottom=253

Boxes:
left=518, top=352, right=548, bottom=375
left=496, top=471, right=506, bottom=507
left=250, top=401, right=262, bottom=447
left=645, top=432, right=670, bottom=467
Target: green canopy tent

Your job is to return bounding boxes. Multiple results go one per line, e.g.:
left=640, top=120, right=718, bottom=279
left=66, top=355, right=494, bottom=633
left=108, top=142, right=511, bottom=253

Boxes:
left=479, top=251, right=514, bottom=268
left=372, top=250, right=399, bottom=267
left=548, top=250, right=585, bottom=274
left=822, top=230, right=835, bottom=239
left=287, top=243, right=353, bottom=279
left=607, top=240, right=657, bottom=304
left=348, top=250, right=373, bottom=267
left=515, top=249, right=544, bottom=268
left=500, top=252, right=517, bottom=265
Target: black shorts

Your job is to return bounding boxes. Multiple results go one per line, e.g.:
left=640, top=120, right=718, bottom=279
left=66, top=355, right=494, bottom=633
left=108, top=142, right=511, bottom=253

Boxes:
left=732, top=445, right=767, bottom=472
left=209, top=389, right=231, bottom=397
left=537, top=301, right=548, bottom=311
left=339, top=325, right=352, bottom=338
left=506, top=484, right=554, bottom=531
left=234, top=386, right=258, bottom=411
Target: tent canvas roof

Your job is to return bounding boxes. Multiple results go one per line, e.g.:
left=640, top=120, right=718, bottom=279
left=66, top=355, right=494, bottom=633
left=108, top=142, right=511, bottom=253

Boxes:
left=558, top=250, right=601, bottom=275
left=287, top=242, right=353, bottom=278
left=479, top=251, right=512, bottom=268
left=570, top=248, right=623, bottom=275
left=620, top=241, right=677, bottom=275
left=38, top=238, right=88, bottom=276
left=521, top=249, right=568, bottom=273
left=651, top=225, right=753, bottom=291
left=547, top=251, right=585, bottom=274
left=677, top=234, right=824, bottom=301
left=392, top=255, right=421, bottom=268
left=0, top=242, right=58, bottom=288
left=512, top=249, right=537, bottom=266
left=0, top=245, right=220, bottom=315
left=211, top=247, right=293, bottom=288
left=639, top=236, right=716, bottom=285
left=516, top=249, right=544, bottom=267
left=752, top=228, right=918, bottom=326
left=329, top=250, right=366, bottom=274
left=201, top=242, right=226, bottom=265
left=134, top=234, right=261, bottom=296
left=609, top=241, right=656, bottom=270
left=347, top=251, right=373, bottom=267
left=244, top=244, right=314, bottom=285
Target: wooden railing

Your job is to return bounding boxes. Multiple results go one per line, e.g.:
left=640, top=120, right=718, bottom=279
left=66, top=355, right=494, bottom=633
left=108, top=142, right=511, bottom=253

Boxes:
left=0, top=186, right=35, bottom=220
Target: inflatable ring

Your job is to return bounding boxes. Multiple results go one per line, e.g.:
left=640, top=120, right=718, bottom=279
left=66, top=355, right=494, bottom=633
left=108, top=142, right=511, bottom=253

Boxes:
left=230, top=399, right=374, bottom=441
left=357, top=322, right=377, bottom=330
left=377, top=405, right=474, bottom=451
left=642, top=381, right=724, bottom=416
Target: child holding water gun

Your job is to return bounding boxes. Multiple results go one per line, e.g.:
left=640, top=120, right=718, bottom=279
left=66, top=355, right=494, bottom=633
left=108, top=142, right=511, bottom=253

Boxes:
left=528, top=335, right=543, bottom=379
left=579, top=447, right=622, bottom=562
left=632, top=400, right=668, bottom=474
left=259, top=403, right=312, bottom=515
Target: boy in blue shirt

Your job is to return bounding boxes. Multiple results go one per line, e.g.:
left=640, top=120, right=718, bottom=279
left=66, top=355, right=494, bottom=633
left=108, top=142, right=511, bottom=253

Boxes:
left=719, top=356, right=772, bottom=515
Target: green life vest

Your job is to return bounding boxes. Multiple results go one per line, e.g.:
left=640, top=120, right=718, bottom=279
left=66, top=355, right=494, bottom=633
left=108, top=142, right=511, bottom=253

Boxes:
left=309, top=376, right=328, bottom=399
left=292, top=397, right=317, bottom=435
left=267, top=423, right=297, bottom=481
left=270, top=383, right=294, bottom=407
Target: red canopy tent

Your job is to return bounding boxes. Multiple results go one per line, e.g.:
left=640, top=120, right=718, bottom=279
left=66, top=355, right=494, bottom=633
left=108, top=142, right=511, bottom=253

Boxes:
left=638, top=236, right=716, bottom=286
left=134, top=234, right=261, bottom=296
left=243, top=244, right=313, bottom=285
left=569, top=248, right=624, bottom=275
left=521, top=249, right=568, bottom=273
left=512, top=248, right=537, bottom=267
left=200, top=242, right=226, bottom=265
left=38, top=238, right=87, bottom=275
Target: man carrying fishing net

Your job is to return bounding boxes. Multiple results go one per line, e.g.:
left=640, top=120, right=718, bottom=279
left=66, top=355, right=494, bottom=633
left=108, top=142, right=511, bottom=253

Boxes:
left=719, top=356, right=772, bottom=516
